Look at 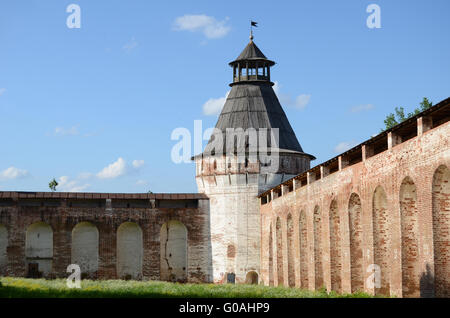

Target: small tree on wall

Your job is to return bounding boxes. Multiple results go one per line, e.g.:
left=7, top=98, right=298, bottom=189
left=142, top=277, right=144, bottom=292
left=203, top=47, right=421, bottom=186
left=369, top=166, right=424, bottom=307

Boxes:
left=48, top=178, right=58, bottom=192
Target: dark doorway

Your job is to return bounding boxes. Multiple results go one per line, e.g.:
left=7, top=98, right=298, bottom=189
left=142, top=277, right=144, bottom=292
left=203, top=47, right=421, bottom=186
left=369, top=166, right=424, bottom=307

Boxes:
left=27, top=263, right=41, bottom=278
left=227, top=272, right=235, bottom=284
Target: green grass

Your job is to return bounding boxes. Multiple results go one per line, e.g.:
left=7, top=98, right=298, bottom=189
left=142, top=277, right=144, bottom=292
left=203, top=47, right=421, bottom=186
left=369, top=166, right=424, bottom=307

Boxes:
left=0, top=277, right=377, bottom=298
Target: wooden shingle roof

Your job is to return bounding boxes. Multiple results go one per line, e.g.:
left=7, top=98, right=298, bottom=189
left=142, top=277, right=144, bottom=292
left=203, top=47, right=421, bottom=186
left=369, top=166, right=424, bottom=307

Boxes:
left=204, top=83, right=309, bottom=155
left=229, top=40, right=275, bottom=66
left=236, top=40, right=267, bottom=60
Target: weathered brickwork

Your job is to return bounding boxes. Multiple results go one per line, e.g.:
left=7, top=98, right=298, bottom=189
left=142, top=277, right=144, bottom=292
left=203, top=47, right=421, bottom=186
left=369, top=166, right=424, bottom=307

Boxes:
left=313, top=206, right=323, bottom=288
left=348, top=193, right=363, bottom=292
left=0, top=193, right=212, bottom=283
left=260, top=100, right=450, bottom=298
left=286, top=214, right=295, bottom=287
left=299, top=210, right=309, bottom=289
left=432, top=165, right=450, bottom=297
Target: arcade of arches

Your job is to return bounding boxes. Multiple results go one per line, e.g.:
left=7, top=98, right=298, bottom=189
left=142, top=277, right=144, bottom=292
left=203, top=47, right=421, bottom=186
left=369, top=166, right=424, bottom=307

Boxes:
left=261, top=114, right=449, bottom=297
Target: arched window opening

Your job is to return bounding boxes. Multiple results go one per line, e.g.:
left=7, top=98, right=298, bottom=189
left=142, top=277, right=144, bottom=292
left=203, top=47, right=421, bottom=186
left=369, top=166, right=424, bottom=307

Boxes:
left=245, top=271, right=258, bottom=284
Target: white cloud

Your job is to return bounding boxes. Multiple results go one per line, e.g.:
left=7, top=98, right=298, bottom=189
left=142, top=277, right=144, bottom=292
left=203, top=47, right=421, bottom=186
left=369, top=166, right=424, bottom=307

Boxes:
left=54, top=126, right=79, bottom=136
left=173, top=15, right=231, bottom=39
left=51, top=126, right=97, bottom=137
left=58, top=176, right=90, bottom=192
left=54, top=158, right=143, bottom=191
left=0, top=88, right=6, bottom=96
left=96, top=157, right=144, bottom=179
left=123, top=36, right=138, bottom=53
left=273, top=82, right=291, bottom=105
left=136, top=179, right=147, bottom=186
left=294, top=94, right=311, bottom=109
left=97, top=157, right=127, bottom=179
left=132, top=159, right=145, bottom=169
left=334, top=141, right=358, bottom=153
left=350, top=104, right=374, bottom=113
left=203, top=91, right=229, bottom=115
left=204, top=84, right=310, bottom=115
left=68, top=184, right=90, bottom=192
left=78, top=172, right=93, bottom=179
left=0, top=166, right=29, bottom=180
left=273, top=82, right=311, bottom=110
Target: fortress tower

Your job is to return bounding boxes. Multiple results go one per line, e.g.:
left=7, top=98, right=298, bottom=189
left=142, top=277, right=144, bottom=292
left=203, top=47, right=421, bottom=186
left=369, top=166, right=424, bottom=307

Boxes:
left=195, top=35, right=315, bottom=284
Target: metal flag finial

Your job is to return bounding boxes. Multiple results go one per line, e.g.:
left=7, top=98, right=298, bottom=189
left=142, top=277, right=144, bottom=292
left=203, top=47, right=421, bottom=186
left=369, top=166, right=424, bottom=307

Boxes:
left=250, top=21, right=258, bottom=41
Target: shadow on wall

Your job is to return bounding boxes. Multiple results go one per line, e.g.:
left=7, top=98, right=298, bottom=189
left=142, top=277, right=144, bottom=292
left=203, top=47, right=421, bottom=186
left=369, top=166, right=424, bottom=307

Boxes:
left=419, top=264, right=434, bottom=298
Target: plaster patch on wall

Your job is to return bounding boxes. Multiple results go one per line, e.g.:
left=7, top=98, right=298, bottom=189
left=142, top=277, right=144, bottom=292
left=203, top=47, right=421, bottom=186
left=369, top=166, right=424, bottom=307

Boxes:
left=160, top=220, right=187, bottom=282
left=71, top=222, right=99, bottom=275
left=117, top=222, right=143, bottom=279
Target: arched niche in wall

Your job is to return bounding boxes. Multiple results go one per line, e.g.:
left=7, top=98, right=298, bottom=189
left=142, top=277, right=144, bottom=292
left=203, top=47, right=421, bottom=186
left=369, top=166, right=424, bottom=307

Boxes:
left=329, top=199, right=342, bottom=293
left=117, top=222, right=143, bottom=280
left=160, top=220, right=188, bottom=282
left=275, top=217, right=283, bottom=286
left=313, top=206, right=323, bottom=290
left=245, top=271, right=259, bottom=284
left=299, top=209, right=309, bottom=289
left=0, top=224, right=7, bottom=274
left=25, top=222, right=53, bottom=278
left=268, top=223, right=274, bottom=286
left=72, top=222, right=99, bottom=277
left=372, top=185, right=391, bottom=296
left=399, top=176, right=420, bottom=297
left=348, top=193, right=364, bottom=293
left=286, top=214, right=295, bottom=287
left=432, top=165, right=450, bottom=298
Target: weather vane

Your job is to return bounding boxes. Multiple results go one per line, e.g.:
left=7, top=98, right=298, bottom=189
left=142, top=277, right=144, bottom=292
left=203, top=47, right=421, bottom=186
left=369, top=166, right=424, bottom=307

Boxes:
left=250, top=21, right=258, bottom=40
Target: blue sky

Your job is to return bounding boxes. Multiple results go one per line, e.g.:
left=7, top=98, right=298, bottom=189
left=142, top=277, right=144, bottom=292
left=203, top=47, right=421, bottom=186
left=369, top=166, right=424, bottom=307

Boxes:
left=0, top=0, right=449, bottom=193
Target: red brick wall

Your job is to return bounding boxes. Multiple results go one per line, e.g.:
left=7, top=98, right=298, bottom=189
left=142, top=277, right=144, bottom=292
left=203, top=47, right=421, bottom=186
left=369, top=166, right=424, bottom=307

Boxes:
left=400, top=177, right=420, bottom=297
left=275, top=217, right=283, bottom=286
left=0, top=195, right=212, bottom=283
left=299, top=210, right=309, bottom=288
left=432, top=165, right=450, bottom=297
left=313, top=206, right=324, bottom=289
left=348, top=193, right=363, bottom=292
left=260, top=118, right=450, bottom=297
left=329, top=199, right=342, bottom=293
left=286, top=214, right=295, bottom=287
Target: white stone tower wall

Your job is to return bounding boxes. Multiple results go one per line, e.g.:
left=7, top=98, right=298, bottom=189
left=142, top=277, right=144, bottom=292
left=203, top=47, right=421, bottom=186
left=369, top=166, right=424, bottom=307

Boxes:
left=196, top=154, right=305, bottom=283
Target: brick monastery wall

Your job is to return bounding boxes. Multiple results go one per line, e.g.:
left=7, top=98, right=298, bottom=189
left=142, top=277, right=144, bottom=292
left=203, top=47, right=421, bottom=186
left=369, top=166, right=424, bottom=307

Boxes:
left=0, top=193, right=212, bottom=283
left=260, top=108, right=450, bottom=297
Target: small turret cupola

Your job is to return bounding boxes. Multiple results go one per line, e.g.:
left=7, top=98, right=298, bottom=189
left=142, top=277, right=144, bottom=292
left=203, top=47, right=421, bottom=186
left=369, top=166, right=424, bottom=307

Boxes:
left=229, top=36, right=275, bottom=87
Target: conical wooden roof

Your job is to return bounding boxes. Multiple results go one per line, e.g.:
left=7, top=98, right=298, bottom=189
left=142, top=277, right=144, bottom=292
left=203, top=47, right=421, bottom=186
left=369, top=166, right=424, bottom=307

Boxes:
left=203, top=40, right=312, bottom=158
left=204, top=83, right=304, bottom=154
left=236, top=40, right=267, bottom=60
